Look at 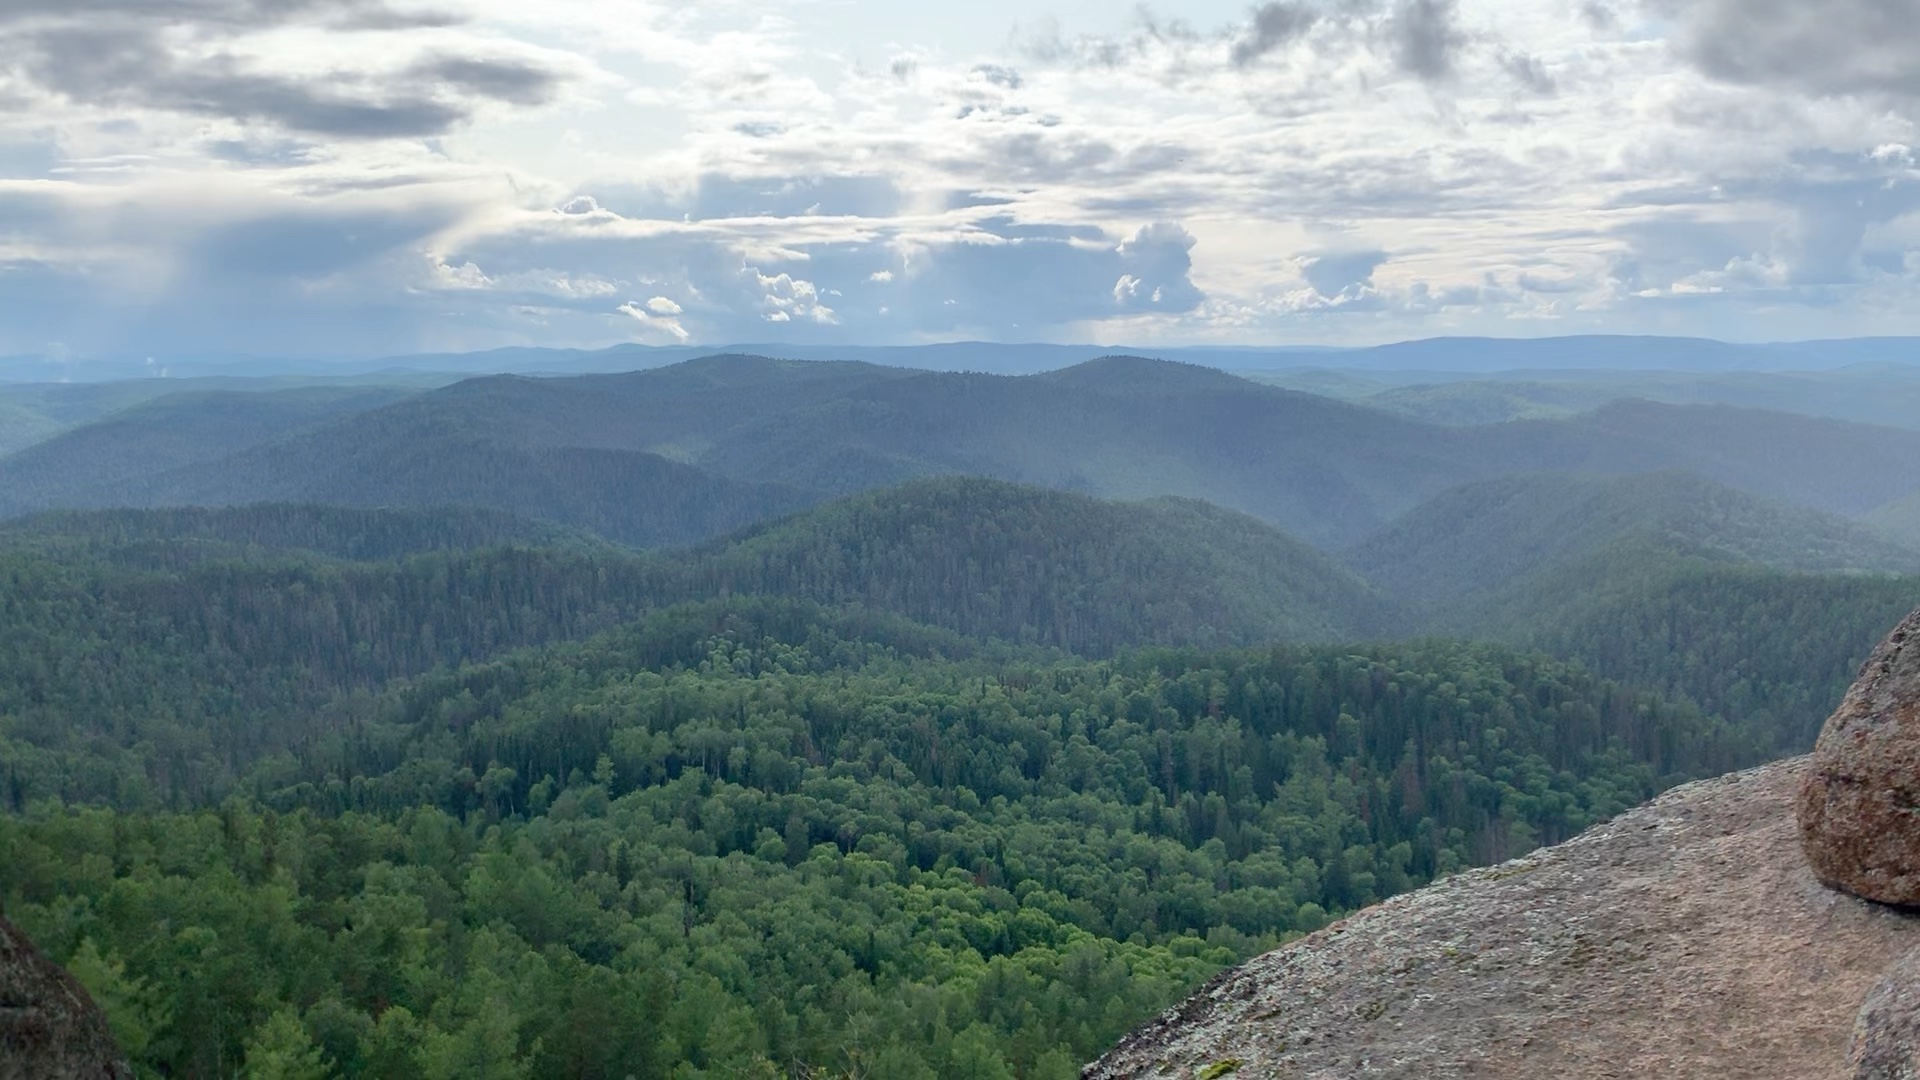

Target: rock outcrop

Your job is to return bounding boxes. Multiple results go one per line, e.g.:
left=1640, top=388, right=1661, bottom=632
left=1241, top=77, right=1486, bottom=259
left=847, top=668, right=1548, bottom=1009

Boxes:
left=1851, top=947, right=1920, bottom=1080
left=0, top=913, right=134, bottom=1080
left=1086, top=759, right=1920, bottom=1079
left=1799, top=608, right=1920, bottom=905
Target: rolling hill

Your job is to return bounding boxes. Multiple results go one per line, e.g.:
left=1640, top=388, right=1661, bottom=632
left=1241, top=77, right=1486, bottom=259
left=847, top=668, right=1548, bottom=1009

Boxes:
left=0, top=385, right=425, bottom=516
left=1350, top=470, right=1920, bottom=621
left=1360, top=367, right=1920, bottom=430
left=121, top=440, right=821, bottom=550
left=671, top=475, right=1388, bottom=654
left=10, top=355, right=1920, bottom=552
left=0, top=504, right=610, bottom=565
left=1866, top=489, right=1920, bottom=549
left=1347, top=470, right=1920, bottom=752
left=0, top=374, right=450, bottom=460
left=0, top=479, right=1395, bottom=808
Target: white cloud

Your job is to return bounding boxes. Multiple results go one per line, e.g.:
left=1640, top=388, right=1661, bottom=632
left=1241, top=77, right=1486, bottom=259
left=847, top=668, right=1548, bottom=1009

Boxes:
left=616, top=299, right=690, bottom=340
left=2, top=0, right=1919, bottom=357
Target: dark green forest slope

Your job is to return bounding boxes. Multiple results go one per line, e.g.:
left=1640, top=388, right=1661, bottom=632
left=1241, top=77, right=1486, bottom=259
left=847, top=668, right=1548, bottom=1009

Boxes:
left=1350, top=470, right=1920, bottom=617
left=0, top=374, right=450, bottom=458
left=0, top=504, right=609, bottom=564
left=681, top=477, right=1388, bottom=653
left=0, top=387, right=422, bottom=517
left=1478, top=546, right=1920, bottom=752
left=1348, top=472, right=1920, bottom=752
left=3, top=599, right=1748, bottom=1079
left=0, top=481, right=1393, bottom=808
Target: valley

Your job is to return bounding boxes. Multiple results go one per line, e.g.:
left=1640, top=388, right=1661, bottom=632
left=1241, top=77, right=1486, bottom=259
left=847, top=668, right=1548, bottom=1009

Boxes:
left=5, top=346, right=1920, bottom=1078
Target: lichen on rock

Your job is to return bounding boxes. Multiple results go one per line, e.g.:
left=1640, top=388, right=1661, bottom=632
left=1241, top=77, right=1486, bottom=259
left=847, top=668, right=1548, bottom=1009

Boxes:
left=1799, top=607, right=1920, bottom=906
left=1851, top=947, right=1920, bottom=1080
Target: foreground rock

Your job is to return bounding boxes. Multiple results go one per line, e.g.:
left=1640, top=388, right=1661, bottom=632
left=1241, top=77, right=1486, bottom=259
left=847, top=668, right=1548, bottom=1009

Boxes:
left=1851, top=947, right=1920, bottom=1080
left=0, top=914, right=134, bottom=1080
left=1799, top=608, right=1920, bottom=905
left=1086, top=760, right=1920, bottom=1080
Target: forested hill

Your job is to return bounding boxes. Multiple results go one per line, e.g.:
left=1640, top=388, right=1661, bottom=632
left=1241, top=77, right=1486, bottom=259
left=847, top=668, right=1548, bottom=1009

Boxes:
left=675, top=477, right=1389, bottom=653
left=0, top=467, right=1909, bottom=1076
left=0, top=386, right=421, bottom=517
left=1350, top=470, right=1920, bottom=618
left=1476, top=400, right=1920, bottom=518
left=0, top=480, right=1398, bottom=808
left=1345, top=471, right=1920, bottom=753
left=2, top=598, right=1752, bottom=1079
left=16, top=354, right=1920, bottom=550
left=0, top=504, right=610, bottom=564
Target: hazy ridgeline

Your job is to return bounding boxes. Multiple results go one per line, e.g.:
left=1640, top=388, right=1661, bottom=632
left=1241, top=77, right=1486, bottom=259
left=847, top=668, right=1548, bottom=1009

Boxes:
left=5, top=349, right=1920, bottom=1077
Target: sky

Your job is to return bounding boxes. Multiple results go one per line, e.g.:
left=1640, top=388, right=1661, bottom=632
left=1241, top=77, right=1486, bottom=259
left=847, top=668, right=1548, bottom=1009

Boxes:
left=1, top=0, right=1918, bottom=359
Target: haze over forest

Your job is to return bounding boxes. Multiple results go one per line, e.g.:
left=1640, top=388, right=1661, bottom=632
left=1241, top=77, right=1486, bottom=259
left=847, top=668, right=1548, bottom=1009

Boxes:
left=5, top=0, right=1920, bottom=1077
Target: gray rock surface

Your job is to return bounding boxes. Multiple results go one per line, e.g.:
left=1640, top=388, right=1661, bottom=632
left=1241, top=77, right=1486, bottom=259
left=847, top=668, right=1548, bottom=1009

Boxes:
left=1851, top=947, right=1920, bottom=1080
left=1086, top=759, right=1920, bottom=1080
left=0, top=913, right=134, bottom=1080
left=1799, top=607, right=1920, bottom=905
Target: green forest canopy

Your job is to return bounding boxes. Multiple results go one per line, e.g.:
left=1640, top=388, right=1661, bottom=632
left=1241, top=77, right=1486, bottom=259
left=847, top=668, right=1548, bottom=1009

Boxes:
left=5, top=598, right=1749, bottom=1079
left=0, top=485, right=1913, bottom=1077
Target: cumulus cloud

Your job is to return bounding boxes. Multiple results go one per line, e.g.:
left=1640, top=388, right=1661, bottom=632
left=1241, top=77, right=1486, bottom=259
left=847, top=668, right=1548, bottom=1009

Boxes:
left=617, top=300, right=691, bottom=341
left=1301, top=251, right=1390, bottom=297
left=5, top=0, right=1920, bottom=356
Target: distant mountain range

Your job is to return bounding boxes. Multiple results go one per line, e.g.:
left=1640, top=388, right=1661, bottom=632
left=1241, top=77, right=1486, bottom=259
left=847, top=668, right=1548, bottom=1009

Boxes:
left=1249, top=364, right=1920, bottom=432
left=9, top=354, right=1920, bottom=551
left=7, top=334, right=1920, bottom=383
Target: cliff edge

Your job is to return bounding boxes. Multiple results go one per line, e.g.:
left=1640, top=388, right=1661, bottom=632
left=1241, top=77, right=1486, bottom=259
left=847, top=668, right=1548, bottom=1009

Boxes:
left=1087, top=758, right=1920, bottom=1079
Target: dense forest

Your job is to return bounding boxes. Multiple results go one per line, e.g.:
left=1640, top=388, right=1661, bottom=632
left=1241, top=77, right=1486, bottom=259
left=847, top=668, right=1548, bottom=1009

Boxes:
left=4, top=598, right=1748, bottom=1078
left=8, top=353, right=1920, bottom=1075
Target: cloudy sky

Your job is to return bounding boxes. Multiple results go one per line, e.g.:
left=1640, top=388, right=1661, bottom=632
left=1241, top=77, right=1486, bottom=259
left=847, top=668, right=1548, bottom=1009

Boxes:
left=1, top=0, right=1917, bottom=358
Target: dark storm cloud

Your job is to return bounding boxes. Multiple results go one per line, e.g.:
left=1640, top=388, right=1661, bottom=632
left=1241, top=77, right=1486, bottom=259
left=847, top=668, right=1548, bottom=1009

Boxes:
left=183, top=203, right=455, bottom=280
left=1230, top=3, right=1322, bottom=67
left=0, top=190, right=462, bottom=358
left=1644, top=0, right=1920, bottom=99
left=0, top=0, right=567, bottom=138
left=0, top=0, right=458, bottom=30
left=1224, top=0, right=1468, bottom=83
left=407, top=56, right=564, bottom=107
left=1386, top=0, right=1465, bottom=81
